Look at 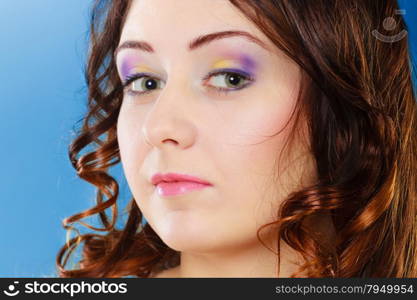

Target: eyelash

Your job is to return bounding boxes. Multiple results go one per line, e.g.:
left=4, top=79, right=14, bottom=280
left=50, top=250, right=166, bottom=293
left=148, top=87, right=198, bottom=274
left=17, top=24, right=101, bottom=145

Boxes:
left=121, top=69, right=255, bottom=97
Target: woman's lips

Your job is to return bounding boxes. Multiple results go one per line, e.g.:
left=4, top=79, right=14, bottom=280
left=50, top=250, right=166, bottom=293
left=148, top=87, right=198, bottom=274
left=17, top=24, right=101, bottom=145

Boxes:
left=151, top=172, right=213, bottom=197
left=156, top=181, right=211, bottom=197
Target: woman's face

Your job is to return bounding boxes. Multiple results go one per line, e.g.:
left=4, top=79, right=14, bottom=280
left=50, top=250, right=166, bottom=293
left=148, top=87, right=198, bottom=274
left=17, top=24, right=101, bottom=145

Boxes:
left=116, top=0, right=313, bottom=253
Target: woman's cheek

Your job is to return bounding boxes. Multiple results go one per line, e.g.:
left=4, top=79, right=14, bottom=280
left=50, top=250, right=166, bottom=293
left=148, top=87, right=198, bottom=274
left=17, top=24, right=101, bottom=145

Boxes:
left=117, top=109, right=147, bottom=184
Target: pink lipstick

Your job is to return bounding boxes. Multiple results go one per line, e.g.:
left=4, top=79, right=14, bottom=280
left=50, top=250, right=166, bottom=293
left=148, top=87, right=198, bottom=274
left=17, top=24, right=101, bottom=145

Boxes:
left=151, top=172, right=213, bottom=197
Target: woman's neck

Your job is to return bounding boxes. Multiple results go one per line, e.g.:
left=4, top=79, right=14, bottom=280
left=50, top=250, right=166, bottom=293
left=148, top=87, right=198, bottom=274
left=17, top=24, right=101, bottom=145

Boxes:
left=151, top=213, right=336, bottom=278
left=151, top=239, right=306, bottom=278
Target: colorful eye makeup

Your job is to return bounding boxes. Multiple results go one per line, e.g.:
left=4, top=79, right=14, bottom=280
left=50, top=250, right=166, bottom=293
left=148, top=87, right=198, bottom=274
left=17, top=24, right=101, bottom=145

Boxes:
left=211, top=54, right=257, bottom=75
left=118, top=54, right=153, bottom=83
left=116, top=52, right=258, bottom=97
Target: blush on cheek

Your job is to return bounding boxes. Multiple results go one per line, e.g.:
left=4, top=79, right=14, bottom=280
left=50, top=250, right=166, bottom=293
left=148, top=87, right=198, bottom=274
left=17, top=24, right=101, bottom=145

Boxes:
left=241, top=103, right=296, bottom=143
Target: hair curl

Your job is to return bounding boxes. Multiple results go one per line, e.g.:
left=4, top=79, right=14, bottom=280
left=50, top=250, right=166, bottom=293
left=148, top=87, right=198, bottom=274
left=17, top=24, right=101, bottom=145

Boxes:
left=56, top=0, right=417, bottom=277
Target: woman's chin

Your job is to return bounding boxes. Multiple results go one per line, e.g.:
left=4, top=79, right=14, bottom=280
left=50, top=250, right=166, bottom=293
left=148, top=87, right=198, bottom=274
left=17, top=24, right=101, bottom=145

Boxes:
left=160, top=235, right=222, bottom=253
left=152, top=218, right=221, bottom=252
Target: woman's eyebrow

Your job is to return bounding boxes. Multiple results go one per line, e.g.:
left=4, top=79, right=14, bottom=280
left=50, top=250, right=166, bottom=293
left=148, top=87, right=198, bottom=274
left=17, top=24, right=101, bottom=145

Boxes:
left=114, top=30, right=271, bottom=58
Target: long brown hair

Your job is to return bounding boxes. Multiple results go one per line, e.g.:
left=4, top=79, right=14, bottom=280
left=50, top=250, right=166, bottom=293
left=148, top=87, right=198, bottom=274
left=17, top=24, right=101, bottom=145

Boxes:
left=56, top=0, right=417, bottom=277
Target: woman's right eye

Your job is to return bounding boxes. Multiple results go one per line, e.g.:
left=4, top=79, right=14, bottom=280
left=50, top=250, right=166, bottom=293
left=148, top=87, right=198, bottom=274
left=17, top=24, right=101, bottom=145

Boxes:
left=124, top=75, right=165, bottom=95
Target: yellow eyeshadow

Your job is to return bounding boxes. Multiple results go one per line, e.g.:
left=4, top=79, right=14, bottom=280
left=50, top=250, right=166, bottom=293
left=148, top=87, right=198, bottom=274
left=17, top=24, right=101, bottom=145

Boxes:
left=212, top=60, right=235, bottom=69
left=133, top=66, right=153, bottom=73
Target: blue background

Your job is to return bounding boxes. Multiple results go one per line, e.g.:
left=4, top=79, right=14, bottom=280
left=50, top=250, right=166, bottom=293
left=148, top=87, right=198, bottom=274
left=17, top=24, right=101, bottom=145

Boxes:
left=0, top=0, right=416, bottom=277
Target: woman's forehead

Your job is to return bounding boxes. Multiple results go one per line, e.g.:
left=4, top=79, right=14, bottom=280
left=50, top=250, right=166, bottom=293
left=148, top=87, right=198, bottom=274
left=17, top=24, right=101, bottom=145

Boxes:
left=120, top=0, right=265, bottom=47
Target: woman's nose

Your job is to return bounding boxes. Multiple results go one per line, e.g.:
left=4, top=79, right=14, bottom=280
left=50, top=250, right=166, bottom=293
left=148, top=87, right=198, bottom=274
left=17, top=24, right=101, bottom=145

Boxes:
left=141, top=81, right=197, bottom=150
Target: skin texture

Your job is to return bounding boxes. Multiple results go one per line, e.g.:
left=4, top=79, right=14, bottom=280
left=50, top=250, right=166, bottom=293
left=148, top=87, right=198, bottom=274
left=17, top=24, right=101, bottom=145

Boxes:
left=116, top=0, right=325, bottom=277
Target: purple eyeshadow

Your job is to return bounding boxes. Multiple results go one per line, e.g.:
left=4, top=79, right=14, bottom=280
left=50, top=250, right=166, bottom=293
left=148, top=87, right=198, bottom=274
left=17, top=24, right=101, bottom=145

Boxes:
left=120, top=59, right=134, bottom=81
left=239, top=54, right=257, bottom=74
left=117, top=53, right=257, bottom=82
left=119, top=54, right=142, bottom=81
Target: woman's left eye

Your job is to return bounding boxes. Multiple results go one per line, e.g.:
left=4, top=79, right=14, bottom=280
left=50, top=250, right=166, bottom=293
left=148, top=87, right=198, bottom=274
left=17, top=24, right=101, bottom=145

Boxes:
left=204, top=71, right=253, bottom=93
